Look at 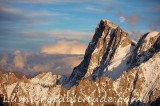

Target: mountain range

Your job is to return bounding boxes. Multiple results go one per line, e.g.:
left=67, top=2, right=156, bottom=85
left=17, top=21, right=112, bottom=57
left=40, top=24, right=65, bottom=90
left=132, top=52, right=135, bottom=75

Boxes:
left=0, top=19, right=160, bottom=106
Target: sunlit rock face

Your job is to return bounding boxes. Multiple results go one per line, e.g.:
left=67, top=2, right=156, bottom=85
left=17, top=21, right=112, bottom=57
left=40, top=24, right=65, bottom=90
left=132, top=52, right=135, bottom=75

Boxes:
left=0, top=19, right=159, bottom=106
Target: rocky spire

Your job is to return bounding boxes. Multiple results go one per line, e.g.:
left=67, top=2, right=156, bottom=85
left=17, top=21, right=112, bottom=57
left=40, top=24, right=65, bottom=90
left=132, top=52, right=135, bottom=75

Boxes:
left=65, top=19, right=132, bottom=88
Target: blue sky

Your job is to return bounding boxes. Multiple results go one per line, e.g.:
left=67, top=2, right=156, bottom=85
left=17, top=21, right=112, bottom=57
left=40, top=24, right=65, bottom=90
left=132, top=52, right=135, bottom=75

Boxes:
left=0, top=0, right=160, bottom=53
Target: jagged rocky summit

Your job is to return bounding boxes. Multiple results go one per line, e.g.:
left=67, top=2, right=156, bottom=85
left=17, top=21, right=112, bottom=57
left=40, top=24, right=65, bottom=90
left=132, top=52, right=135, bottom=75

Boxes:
left=0, top=19, right=160, bottom=106
left=66, top=19, right=132, bottom=87
left=66, top=19, right=159, bottom=87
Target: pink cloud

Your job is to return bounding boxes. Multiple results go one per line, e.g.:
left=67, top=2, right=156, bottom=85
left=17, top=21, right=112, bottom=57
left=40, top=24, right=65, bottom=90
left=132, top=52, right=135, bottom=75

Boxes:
left=29, top=64, right=50, bottom=72
left=126, top=14, right=140, bottom=27
left=13, top=50, right=26, bottom=70
left=41, top=40, right=87, bottom=54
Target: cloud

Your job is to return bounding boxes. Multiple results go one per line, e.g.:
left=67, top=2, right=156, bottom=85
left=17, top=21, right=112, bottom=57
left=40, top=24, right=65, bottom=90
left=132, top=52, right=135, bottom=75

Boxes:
left=1, top=0, right=115, bottom=5
left=19, top=30, right=93, bottom=40
left=128, top=31, right=143, bottom=41
left=1, top=0, right=91, bottom=4
left=149, top=21, right=158, bottom=31
left=41, top=40, right=87, bottom=54
left=13, top=50, right=26, bottom=70
left=0, top=4, right=92, bottom=40
left=55, top=55, right=83, bottom=74
left=85, top=6, right=106, bottom=13
left=0, top=54, right=8, bottom=67
left=0, top=51, right=83, bottom=75
left=0, top=5, right=63, bottom=21
left=117, top=12, right=140, bottom=27
left=126, top=14, right=140, bottom=27
left=27, top=10, right=62, bottom=17
left=147, top=4, right=160, bottom=13
left=0, top=4, right=67, bottom=30
left=62, top=56, right=83, bottom=67
left=139, top=3, right=160, bottom=13
left=29, top=64, right=50, bottom=72
left=0, top=5, right=26, bottom=21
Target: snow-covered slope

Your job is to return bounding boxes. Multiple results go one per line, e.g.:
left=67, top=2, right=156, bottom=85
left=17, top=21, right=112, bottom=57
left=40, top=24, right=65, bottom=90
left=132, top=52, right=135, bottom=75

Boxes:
left=30, top=72, right=61, bottom=86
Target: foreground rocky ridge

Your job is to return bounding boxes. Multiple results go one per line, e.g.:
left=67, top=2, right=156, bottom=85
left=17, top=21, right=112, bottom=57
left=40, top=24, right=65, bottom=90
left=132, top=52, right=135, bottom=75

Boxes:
left=0, top=19, right=160, bottom=106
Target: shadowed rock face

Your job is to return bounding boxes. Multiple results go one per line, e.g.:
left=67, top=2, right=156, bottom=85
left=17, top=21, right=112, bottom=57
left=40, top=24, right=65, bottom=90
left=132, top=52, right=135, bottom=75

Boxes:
left=65, top=20, right=107, bottom=87
left=0, top=19, right=159, bottom=106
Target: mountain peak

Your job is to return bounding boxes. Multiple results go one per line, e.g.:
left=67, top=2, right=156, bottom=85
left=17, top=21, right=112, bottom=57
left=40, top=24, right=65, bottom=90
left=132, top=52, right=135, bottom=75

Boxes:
left=128, top=31, right=160, bottom=68
left=66, top=19, right=132, bottom=88
left=145, top=31, right=159, bottom=40
left=101, top=19, right=117, bottom=29
left=65, top=19, right=160, bottom=89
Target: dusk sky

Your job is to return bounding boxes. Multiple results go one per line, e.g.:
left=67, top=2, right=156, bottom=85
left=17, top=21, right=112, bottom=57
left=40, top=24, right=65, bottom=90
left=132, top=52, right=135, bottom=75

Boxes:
left=0, top=0, right=160, bottom=54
